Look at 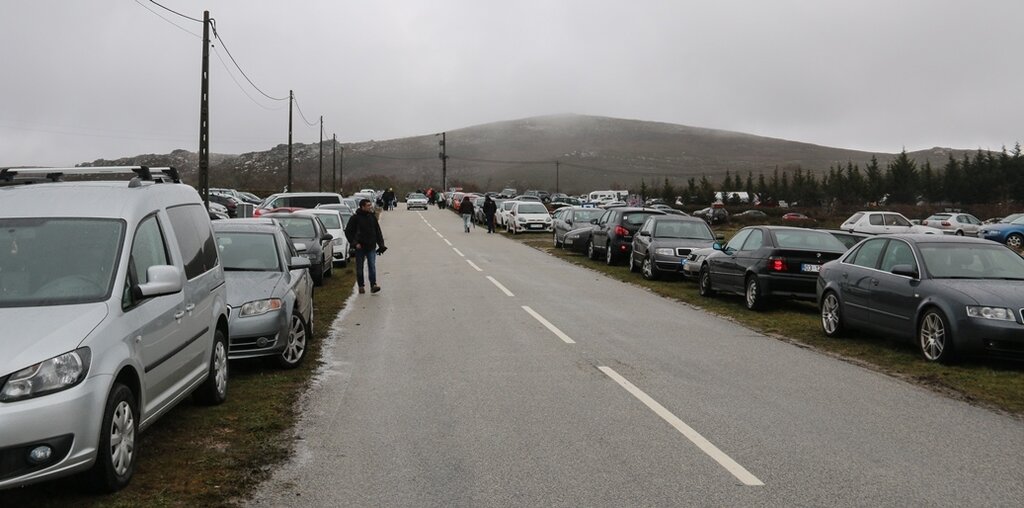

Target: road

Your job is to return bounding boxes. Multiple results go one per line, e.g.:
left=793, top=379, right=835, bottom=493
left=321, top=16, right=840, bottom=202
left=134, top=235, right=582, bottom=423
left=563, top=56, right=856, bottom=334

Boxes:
left=248, top=207, right=1022, bottom=507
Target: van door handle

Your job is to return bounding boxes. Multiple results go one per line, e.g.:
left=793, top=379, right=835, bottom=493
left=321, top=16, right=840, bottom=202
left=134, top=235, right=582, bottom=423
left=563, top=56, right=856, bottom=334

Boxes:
left=185, top=303, right=196, bottom=312
left=174, top=310, right=186, bottom=320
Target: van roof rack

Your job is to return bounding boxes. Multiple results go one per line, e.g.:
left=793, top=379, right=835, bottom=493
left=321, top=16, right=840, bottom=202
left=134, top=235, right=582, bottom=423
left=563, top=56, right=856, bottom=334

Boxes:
left=0, top=166, right=181, bottom=184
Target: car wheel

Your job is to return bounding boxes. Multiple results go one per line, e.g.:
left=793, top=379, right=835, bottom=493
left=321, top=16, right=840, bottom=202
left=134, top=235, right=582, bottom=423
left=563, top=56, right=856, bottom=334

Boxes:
left=1006, top=233, right=1023, bottom=249
left=587, top=240, right=598, bottom=260
left=955, top=230, right=964, bottom=236
left=277, top=312, right=309, bottom=369
left=698, top=265, right=715, bottom=297
left=324, top=258, right=333, bottom=278
left=605, top=243, right=616, bottom=265
left=642, top=256, right=658, bottom=280
left=745, top=275, right=765, bottom=310
left=919, top=309, right=957, bottom=363
left=820, top=291, right=844, bottom=337
left=86, top=383, right=137, bottom=493
left=194, top=328, right=229, bottom=405
left=312, top=264, right=324, bottom=286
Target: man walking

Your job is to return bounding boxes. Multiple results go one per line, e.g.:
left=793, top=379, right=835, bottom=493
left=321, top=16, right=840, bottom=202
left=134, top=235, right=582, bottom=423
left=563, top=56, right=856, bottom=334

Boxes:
left=483, top=195, right=498, bottom=233
left=344, top=199, right=387, bottom=294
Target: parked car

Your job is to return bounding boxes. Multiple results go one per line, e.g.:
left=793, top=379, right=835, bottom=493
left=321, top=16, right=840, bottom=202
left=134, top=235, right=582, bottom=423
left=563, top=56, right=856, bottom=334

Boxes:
left=817, top=229, right=871, bottom=250
left=208, top=201, right=230, bottom=220
left=498, top=187, right=518, bottom=198
left=840, top=211, right=943, bottom=235
left=295, top=209, right=349, bottom=267
left=238, top=191, right=262, bottom=204
left=682, top=247, right=715, bottom=279
left=817, top=235, right=1024, bottom=362
left=497, top=200, right=520, bottom=228
left=256, top=192, right=344, bottom=216
left=921, top=212, right=983, bottom=236
left=506, top=201, right=552, bottom=234
left=650, top=203, right=688, bottom=215
left=207, top=192, right=239, bottom=217
left=630, top=216, right=718, bottom=280
left=979, top=215, right=1024, bottom=249
left=406, top=192, right=429, bottom=210
left=734, top=209, right=768, bottom=221
left=0, top=166, right=229, bottom=492
left=315, top=203, right=354, bottom=227
left=782, top=212, right=814, bottom=225
left=698, top=226, right=847, bottom=310
left=552, top=206, right=605, bottom=248
left=588, top=207, right=667, bottom=265
left=262, top=213, right=334, bottom=286
left=213, top=219, right=314, bottom=368
left=694, top=205, right=729, bottom=225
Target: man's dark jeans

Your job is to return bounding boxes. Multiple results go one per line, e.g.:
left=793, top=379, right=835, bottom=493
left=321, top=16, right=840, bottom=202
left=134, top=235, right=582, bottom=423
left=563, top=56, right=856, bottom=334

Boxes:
left=354, top=247, right=377, bottom=288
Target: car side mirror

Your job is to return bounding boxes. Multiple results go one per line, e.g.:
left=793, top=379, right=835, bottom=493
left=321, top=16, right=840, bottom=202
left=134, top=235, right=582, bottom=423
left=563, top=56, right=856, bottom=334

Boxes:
left=712, top=242, right=724, bottom=251
left=293, top=242, right=308, bottom=252
left=566, top=219, right=573, bottom=226
left=590, top=218, right=599, bottom=224
left=134, top=265, right=183, bottom=299
left=639, top=230, right=651, bottom=237
left=891, top=264, right=918, bottom=278
left=322, top=233, right=334, bottom=242
left=289, top=256, right=311, bottom=270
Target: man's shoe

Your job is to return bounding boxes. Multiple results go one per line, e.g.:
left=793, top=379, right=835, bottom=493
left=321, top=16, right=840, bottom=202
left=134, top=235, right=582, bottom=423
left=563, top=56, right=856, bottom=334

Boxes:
left=358, top=287, right=366, bottom=294
left=371, top=285, right=381, bottom=293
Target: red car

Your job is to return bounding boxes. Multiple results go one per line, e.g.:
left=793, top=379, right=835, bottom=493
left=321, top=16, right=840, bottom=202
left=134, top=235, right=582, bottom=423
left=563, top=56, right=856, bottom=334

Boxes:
left=782, top=212, right=814, bottom=223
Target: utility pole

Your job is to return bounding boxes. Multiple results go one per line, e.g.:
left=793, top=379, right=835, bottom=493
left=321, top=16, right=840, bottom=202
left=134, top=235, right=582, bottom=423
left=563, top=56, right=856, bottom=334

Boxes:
left=198, top=10, right=211, bottom=207
left=339, top=146, right=344, bottom=194
left=555, top=161, right=560, bottom=194
left=332, top=133, right=337, bottom=193
left=287, top=90, right=293, bottom=192
left=318, top=116, right=323, bottom=192
left=438, top=131, right=448, bottom=191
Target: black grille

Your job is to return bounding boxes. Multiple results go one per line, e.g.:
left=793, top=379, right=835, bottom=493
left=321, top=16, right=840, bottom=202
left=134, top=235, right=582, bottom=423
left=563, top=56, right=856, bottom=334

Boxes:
left=675, top=248, right=692, bottom=257
left=0, top=434, right=74, bottom=481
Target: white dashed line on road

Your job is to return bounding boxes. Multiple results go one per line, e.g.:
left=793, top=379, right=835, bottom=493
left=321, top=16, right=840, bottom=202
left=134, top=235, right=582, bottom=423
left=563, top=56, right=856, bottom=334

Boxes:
left=486, top=276, right=514, bottom=297
left=597, top=366, right=764, bottom=487
left=444, top=239, right=453, bottom=246
left=436, top=232, right=444, bottom=239
left=466, top=260, right=483, bottom=271
left=452, top=248, right=465, bottom=257
left=521, top=306, right=575, bottom=344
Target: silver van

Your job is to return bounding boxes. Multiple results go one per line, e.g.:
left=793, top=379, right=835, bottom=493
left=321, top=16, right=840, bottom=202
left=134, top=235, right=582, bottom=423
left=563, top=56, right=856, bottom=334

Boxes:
left=0, top=167, right=230, bottom=492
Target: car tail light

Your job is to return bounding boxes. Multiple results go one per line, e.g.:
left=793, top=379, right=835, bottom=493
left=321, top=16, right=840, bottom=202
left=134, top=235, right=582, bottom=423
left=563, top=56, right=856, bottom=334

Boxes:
left=253, top=208, right=262, bottom=217
left=922, top=220, right=928, bottom=225
left=941, top=221, right=951, bottom=226
left=620, top=244, right=629, bottom=251
left=614, top=225, right=629, bottom=237
left=769, top=257, right=787, bottom=272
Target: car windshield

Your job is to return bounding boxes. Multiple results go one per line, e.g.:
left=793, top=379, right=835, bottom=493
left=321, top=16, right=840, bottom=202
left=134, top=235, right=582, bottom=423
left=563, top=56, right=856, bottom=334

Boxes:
left=919, top=243, right=1024, bottom=279
left=517, top=203, right=548, bottom=214
left=311, top=213, right=341, bottom=229
left=654, top=221, right=713, bottom=239
left=0, top=218, right=124, bottom=307
left=216, top=232, right=281, bottom=271
left=409, top=193, right=427, bottom=200
left=274, top=217, right=316, bottom=238
left=773, top=230, right=847, bottom=251
left=573, top=210, right=604, bottom=222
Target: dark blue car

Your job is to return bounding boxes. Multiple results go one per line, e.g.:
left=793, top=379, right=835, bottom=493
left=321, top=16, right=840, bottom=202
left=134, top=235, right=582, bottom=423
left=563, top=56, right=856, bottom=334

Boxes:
left=978, top=215, right=1024, bottom=249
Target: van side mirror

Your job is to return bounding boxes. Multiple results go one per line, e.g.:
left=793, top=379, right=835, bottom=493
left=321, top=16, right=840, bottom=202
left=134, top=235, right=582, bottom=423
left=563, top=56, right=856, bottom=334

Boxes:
left=134, top=265, right=183, bottom=299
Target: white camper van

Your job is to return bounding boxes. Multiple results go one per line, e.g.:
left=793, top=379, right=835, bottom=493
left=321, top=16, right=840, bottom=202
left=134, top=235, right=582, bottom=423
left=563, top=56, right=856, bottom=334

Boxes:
left=588, top=190, right=628, bottom=203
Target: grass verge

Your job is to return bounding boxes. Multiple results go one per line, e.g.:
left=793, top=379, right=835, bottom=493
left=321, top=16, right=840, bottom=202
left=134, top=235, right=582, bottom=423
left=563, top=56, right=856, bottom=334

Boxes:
left=510, top=232, right=1024, bottom=418
left=4, top=266, right=356, bottom=507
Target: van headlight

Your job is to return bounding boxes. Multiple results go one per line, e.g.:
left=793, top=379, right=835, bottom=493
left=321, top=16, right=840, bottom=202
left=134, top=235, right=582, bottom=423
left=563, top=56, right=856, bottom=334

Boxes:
left=240, top=298, right=283, bottom=317
left=965, top=306, right=1016, bottom=321
left=1, top=348, right=91, bottom=402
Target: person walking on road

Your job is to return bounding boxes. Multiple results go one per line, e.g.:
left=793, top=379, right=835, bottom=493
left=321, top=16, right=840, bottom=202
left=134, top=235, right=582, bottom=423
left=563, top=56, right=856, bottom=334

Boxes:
left=460, top=196, right=474, bottom=233
left=344, top=199, right=387, bottom=294
left=381, top=188, right=396, bottom=211
left=483, top=195, right=498, bottom=233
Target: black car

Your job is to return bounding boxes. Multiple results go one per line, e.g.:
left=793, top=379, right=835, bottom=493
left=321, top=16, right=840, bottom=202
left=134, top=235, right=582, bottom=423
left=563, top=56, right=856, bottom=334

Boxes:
left=552, top=206, right=605, bottom=248
left=588, top=207, right=667, bottom=265
left=262, top=213, right=335, bottom=286
left=817, top=235, right=1024, bottom=363
left=698, top=226, right=847, bottom=310
left=630, top=216, right=719, bottom=280
left=817, top=229, right=870, bottom=250
left=562, top=224, right=597, bottom=254
left=208, top=192, right=239, bottom=217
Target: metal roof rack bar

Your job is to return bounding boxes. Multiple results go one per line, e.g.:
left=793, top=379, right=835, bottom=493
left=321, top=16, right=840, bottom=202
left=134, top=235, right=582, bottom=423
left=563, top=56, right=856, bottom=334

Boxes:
left=0, top=166, right=180, bottom=183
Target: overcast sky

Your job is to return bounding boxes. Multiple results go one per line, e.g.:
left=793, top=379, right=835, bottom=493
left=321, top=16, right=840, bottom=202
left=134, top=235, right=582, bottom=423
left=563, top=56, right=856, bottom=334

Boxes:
left=2, top=0, right=1021, bottom=167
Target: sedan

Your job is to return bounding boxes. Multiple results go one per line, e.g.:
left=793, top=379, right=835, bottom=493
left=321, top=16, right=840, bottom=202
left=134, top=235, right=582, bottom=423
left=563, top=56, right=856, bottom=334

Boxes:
left=630, top=216, right=718, bottom=280
left=734, top=209, right=768, bottom=221
left=817, top=235, right=1024, bottom=362
left=213, top=219, right=315, bottom=368
left=698, top=226, right=848, bottom=310
left=262, top=213, right=334, bottom=286
left=978, top=215, right=1024, bottom=249
left=552, top=206, right=605, bottom=248
left=295, top=209, right=349, bottom=267
left=406, top=193, right=429, bottom=210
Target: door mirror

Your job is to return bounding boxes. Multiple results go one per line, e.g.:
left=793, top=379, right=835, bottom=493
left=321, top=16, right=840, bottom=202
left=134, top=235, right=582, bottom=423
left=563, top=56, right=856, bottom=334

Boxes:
left=639, top=230, right=651, bottom=237
left=891, top=264, right=918, bottom=278
left=134, top=265, right=183, bottom=299
left=590, top=218, right=599, bottom=224
left=289, top=256, right=311, bottom=270
left=321, top=233, right=334, bottom=242
left=566, top=219, right=573, bottom=226
left=712, top=241, right=724, bottom=251
left=293, top=242, right=308, bottom=252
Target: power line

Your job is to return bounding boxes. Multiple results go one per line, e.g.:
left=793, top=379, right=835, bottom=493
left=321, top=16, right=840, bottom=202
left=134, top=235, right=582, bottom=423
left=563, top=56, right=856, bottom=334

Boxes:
left=357, top=152, right=437, bottom=161
left=134, top=0, right=201, bottom=38
left=212, top=47, right=287, bottom=112
left=209, top=20, right=288, bottom=102
left=148, top=0, right=203, bottom=23
left=291, top=95, right=320, bottom=127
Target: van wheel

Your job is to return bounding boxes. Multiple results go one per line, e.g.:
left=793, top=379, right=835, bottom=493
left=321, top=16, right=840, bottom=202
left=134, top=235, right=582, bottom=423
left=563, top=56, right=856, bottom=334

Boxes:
left=194, top=329, right=228, bottom=405
left=86, top=383, right=137, bottom=493
left=277, top=313, right=309, bottom=368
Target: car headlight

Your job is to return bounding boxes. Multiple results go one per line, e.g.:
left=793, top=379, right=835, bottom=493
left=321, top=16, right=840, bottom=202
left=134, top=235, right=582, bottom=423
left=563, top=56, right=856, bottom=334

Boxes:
left=240, top=298, right=283, bottom=317
left=518, top=217, right=526, bottom=222
left=965, top=306, right=1016, bottom=321
left=1, top=347, right=91, bottom=402
left=333, top=237, right=344, bottom=246
left=654, top=248, right=675, bottom=256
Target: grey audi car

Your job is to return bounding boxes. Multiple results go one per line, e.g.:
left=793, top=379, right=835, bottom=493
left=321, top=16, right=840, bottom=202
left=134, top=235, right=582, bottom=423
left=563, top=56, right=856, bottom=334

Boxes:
left=213, top=219, right=315, bottom=368
left=817, top=235, right=1024, bottom=363
left=630, top=215, right=719, bottom=280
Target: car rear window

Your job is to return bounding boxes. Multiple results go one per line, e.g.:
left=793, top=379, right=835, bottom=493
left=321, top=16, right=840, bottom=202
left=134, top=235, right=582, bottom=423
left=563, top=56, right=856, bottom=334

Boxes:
left=622, top=212, right=658, bottom=226
left=275, top=217, right=317, bottom=238
left=772, top=230, right=847, bottom=251
left=926, top=214, right=951, bottom=221
left=573, top=209, right=604, bottom=222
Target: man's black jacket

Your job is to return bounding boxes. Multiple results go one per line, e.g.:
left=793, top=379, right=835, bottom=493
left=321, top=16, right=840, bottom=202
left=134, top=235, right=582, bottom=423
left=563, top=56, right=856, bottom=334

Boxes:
left=344, top=209, right=385, bottom=250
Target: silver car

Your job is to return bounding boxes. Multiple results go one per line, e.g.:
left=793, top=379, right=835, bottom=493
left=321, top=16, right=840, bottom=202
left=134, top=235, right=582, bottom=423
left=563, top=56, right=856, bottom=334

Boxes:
left=213, top=219, right=315, bottom=368
left=0, top=167, right=229, bottom=492
left=921, top=212, right=983, bottom=236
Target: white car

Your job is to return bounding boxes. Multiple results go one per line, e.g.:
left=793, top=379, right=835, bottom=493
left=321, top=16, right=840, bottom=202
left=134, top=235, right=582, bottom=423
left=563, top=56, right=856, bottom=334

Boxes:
left=295, top=209, right=349, bottom=267
left=406, top=193, right=429, bottom=210
left=841, top=211, right=943, bottom=235
left=507, top=201, right=552, bottom=234
left=921, top=212, right=983, bottom=236
left=497, top=200, right=519, bottom=228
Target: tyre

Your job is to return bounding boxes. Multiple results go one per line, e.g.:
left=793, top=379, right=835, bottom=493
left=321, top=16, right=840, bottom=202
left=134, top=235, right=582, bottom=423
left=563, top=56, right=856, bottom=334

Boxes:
left=587, top=240, right=599, bottom=260
left=698, top=265, right=715, bottom=297
left=919, top=309, right=957, bottom=363
left=605, top=243, right=616, bottom=265
left=641, top=256, right=658, bottom=280
left=744, top=275, right=765, bottom=310
left=277, top=312, right=309, bottom=369
left=312, top=264, right=324, bottom=286
left=1007, top=233, right=1023, bottom=249
left=629, top=254, right=640, bottom=273
left=820, top=291, right=844, bottom=337
left=86, top=383, right=137, bottom=493
left=194, top=328, right=229, bottom=405
left=955, top=230, right=964, bottom=236
left=324, top=258, right=333, bottom=278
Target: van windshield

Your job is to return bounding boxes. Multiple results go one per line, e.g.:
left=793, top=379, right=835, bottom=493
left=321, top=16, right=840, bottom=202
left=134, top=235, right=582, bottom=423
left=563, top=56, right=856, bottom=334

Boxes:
left=0, top=218, right=125, bottom=307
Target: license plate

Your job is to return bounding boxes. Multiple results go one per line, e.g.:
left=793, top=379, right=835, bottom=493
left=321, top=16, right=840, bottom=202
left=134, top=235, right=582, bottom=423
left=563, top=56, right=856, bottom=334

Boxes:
left=801, top=263, right=821, bottom=273
left=529, top=224, right=542, bottom=229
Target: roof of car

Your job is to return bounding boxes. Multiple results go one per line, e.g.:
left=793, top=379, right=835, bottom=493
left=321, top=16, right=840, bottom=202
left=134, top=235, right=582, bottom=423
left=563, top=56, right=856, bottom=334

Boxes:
left=880, top=234, right=999, bottom=245
left=0, top=181, right=202, bottom=222
left=645, top=214, right=704, bottom=221
left=212, top=218, right=283, bottom=233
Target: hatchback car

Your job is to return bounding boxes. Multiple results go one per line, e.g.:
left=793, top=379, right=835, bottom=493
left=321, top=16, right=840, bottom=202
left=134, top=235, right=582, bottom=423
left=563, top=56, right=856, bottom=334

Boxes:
left=552, top=206, right=605, bottom=248
left=213, top=219, right=315, bottom=368
left=406, top=192, right=429, bottom=210
left=840, top=211, right=943, bottom=235
left=0, top=166, right=229, bottom=492
left=921, top=212, right=983, bottom=236
left=507, top=202, right=553, bottom=234
left=261, top=213, right=334, bottom=286
left=630, top=216, right=718, bottom=280
left=588, top=207, right=667, bottom=265
left=698, top=226, right=848, bottom=310
left=817, top=235, right=1024, bottom=362
left=978, top=215, right=1024, bottom=249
